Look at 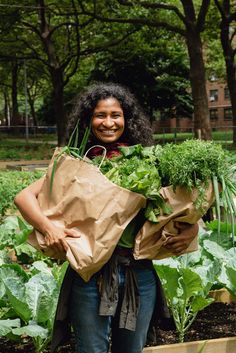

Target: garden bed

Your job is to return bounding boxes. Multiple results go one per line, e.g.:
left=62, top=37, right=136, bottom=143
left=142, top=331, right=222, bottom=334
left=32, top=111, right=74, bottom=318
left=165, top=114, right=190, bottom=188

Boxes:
left=0, top=301, right=235, bottom=352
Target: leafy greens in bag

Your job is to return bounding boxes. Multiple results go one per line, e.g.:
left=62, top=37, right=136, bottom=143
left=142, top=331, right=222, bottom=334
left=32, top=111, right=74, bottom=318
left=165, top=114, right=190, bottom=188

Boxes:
left=93, top=140, right=236, bottom=231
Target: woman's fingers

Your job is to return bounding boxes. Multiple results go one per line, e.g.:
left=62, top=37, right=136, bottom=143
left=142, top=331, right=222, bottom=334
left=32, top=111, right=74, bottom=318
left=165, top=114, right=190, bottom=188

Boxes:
left=44, top=227, right=81, bottom=253
left=163, top=223, right=199, bottom=254
left=64, top=228, right=81, bottom=238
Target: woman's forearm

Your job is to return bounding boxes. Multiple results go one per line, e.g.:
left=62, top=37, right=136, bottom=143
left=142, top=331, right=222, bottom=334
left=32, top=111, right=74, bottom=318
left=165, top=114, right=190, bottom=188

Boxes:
left=14, top=177, right=54, bottom=235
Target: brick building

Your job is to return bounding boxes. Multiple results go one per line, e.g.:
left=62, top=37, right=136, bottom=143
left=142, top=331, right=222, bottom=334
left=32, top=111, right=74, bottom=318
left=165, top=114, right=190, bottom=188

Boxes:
left=152, top=81, right=233, bottom=133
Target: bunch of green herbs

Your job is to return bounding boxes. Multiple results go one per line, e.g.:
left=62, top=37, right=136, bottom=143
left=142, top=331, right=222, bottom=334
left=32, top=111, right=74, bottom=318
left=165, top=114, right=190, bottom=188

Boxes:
left=157, top=140, right=236, bottom=234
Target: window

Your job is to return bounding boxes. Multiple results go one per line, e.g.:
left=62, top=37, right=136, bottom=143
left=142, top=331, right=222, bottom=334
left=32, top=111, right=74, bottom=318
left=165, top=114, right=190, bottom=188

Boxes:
left=209, top=89, right=218, bottom=102
left=224, top=108, right=233, bottom=120
left=224, top=87, right=230, bottom=100
left=209, top=108, right=218, bottom=120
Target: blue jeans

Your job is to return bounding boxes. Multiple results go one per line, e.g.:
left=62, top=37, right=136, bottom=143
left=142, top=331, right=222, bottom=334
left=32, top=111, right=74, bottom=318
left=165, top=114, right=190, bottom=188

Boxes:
left=70, top=265, right=157, bottom=353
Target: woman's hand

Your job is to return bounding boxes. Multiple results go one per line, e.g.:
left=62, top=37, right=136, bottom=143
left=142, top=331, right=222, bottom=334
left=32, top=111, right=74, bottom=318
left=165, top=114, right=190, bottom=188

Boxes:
left=163, top=221, right=199, bottom=256
left=44, top=223, right=81, bottom=254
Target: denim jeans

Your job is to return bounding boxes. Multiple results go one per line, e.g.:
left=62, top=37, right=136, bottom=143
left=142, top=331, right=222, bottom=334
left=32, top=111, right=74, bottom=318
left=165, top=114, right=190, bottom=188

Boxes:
left=70, top=265, right=157, bottom=353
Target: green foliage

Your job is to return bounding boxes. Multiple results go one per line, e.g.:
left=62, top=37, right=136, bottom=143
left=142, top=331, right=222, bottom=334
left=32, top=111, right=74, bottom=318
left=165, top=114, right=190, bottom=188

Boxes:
left=0, top=263, right=59, bottom=353
left=0, top=215, right=68, bottom=353
left=178, top=221, right=236, bottom=296
left=0, top=170, right=44, bottom=218
left=93, top=140, right=236, bottom=227
left=89, top=27, right=192, bottom=119
left=158, top=140, right=230, bottom=191
left=0, top=143, right=55, bottom=160
left=0, top=216, right=52, bottom=264
left=152, top=220, right=236, bottom=342
left=93, top=144, right=170, bottom=222
left=154, top=261, right=214, bottom=342
left=157, top=140, right=236, bottom=229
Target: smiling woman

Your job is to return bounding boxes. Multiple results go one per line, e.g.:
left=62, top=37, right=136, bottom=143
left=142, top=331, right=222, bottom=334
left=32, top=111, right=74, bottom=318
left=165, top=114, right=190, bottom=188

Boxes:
left=14, top=82, right=199, bottom=353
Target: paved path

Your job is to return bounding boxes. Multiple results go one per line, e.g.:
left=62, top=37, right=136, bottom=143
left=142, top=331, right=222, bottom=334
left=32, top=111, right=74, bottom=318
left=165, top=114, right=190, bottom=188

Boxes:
left=0, top=159, right=50, bottom=170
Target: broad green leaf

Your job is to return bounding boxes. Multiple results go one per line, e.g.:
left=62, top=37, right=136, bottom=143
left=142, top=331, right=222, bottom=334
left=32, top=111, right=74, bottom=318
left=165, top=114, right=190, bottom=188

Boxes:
left=191, top=296, right=214, bottom=313
left=0, top=318, right=21, bottom=336
left=179, top=268, right=203, bottom=300
left=224, top=266, right=236, bottom=297
left=203, top=240, right=227, bottom=262
left=25, top=273, right=58, bottom=324
left=0, top=249, right=12, bottom=266
left=51, top=261, right=69, bottom=285
left=192, top=262, right=220, bottom=293
left=30, top=261, right=52, bottom=275
left=225, top=248, right=236, bottom=268
left=0, top=280, right=6, bottom=299
left=0, top=264, right=31, bottom=322
left=178, top=250, right=202, bottom=267
left=153, top=257, right=179, bottom=268
left=154, top=265, right=179, bottom=299
left=12, top=321, right=48, bottom=339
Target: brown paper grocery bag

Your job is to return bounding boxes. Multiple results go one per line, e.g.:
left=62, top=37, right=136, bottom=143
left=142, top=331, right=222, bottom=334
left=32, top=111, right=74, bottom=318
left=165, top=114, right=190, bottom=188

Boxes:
left=28, top=148, right=146, bottom=282
left=133, top=183, right=215, bottom=260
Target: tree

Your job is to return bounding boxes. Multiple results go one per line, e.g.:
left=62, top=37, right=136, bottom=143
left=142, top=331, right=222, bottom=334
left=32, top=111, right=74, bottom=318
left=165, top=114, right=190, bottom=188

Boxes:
left=89, top=28, right=193, bottom=120
left=83, top=0, right=212, bottom=139
left=0, top=0, right=139, bottom=145
left=214, top=0, right=236, bottom=145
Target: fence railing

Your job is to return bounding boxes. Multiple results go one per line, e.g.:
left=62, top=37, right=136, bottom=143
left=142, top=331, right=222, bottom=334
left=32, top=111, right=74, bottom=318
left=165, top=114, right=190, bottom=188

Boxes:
left=0, top=125, right=57, bottom=137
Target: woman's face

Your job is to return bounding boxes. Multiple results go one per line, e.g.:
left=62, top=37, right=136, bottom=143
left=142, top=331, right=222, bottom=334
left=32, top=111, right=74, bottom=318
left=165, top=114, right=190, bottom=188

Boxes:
left=91, top=97, right=125, bottom=143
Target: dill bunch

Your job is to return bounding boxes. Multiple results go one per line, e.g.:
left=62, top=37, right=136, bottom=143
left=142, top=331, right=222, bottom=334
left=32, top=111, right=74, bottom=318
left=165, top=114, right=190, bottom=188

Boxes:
left=157, top=139, right=236, bottom=233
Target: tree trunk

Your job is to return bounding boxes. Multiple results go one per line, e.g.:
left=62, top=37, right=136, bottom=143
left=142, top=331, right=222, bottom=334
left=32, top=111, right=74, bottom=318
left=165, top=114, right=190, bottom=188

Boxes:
left=224, top=52, right=236, bottom=146
left=11, top=63, right=21, bottom=130
left=219, top=5, right=236, bottom=145
left=3, top=89, right=11, bottom=126
left=27, top=88, right=38, bottom=127
left=185, top=30, right=212, bottom=140
left=51, top=68, right=67, bottom=146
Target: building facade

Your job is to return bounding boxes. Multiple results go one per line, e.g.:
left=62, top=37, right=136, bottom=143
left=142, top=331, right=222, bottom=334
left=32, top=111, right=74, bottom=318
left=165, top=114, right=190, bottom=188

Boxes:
left=152, top=81, right=233, bottom=133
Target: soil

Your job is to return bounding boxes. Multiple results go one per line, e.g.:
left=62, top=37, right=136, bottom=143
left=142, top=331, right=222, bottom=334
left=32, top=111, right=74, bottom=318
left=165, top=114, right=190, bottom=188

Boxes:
left=0, top=302, right=235, bottom=352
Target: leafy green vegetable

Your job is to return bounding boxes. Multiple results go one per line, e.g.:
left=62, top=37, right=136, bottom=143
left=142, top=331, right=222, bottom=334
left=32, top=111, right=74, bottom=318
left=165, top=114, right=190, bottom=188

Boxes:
left=95, top=144, right=170, bottom=222
left=51, top=138, right=236, bottom=228
left=0, top=262, right=63, bottom=353
left=94, top=140, right=236, bottom=229
left=154, top=262, right=214, bottom=342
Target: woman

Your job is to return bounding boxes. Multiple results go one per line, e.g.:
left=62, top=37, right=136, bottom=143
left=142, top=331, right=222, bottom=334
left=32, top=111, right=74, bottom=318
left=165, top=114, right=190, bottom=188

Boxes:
left=15, top=82, right=198, bottom=353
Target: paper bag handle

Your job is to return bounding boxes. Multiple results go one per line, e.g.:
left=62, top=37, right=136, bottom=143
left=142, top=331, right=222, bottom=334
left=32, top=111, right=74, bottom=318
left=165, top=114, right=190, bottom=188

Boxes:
left=84, top=145, right=107, bottom=169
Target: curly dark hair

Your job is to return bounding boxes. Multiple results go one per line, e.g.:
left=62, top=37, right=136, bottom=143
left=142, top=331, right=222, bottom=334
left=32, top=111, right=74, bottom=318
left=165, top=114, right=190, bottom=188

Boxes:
left=68, top=82, right=154, bottom=147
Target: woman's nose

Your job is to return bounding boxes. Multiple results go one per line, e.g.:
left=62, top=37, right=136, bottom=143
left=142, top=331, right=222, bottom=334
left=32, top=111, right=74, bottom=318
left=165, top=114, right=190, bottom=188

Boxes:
left=102, top=116, right=114, bottom=127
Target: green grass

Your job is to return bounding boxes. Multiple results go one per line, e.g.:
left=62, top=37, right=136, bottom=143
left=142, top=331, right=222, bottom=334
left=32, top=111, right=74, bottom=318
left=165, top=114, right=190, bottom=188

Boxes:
left=0, top=139, right=56, bottom=160
left=154, top=130, right=234, bottom=144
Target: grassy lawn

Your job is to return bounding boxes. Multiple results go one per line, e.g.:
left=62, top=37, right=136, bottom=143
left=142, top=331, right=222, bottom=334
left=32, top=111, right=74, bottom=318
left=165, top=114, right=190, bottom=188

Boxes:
left=0, top=137, right=56, bottom=160
left=154, top=130, right=233, bottom=142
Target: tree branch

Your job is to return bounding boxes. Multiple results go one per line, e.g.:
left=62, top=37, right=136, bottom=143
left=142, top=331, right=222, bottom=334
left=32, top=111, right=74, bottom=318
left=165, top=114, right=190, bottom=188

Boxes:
left=80, top=11, right=185, bottom=36
left=124, top=0, right=186, bottom=22
left=196, top=0, right=211, bottom=32
left=80, top=28, right=139, bottom=56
